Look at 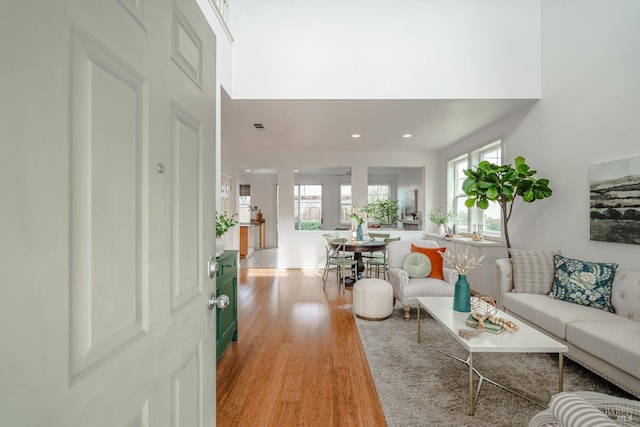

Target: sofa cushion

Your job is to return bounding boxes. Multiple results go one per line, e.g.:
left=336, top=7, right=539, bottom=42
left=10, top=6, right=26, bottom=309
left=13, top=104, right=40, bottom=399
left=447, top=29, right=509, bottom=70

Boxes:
left=402, top=252, right=432, bottom=278
left=411, top=244, right=446, bottom=280
left=610, top=268, right=640, bottom=322
left=509, top=249, right=560, bottom=294
left=566, top=320, right=640, bottom=379
left=387, top=240, right=439, bottom=269
left=549, top=255, right=618, bottom=312
left=503, top=292, right=619, bottom=339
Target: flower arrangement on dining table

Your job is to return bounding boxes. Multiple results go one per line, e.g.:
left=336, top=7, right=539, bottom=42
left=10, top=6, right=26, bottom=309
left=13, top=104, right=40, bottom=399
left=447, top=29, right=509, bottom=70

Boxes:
left=349, top=203, right=368, bottom=225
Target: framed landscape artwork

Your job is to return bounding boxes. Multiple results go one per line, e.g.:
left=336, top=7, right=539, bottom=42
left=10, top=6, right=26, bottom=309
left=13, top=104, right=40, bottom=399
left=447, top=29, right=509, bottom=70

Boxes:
left=590, top=155, right=640, bottom=245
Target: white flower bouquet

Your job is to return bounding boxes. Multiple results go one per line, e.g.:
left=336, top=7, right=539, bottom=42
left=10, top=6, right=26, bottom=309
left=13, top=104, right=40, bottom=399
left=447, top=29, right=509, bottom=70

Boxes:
left=440, top=248, right=485, bottom=275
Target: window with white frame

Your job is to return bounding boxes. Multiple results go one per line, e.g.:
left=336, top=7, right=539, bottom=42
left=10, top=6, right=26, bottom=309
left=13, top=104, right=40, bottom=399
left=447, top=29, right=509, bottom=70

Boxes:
left=238, top=184, right=251, bottom=222
left=339, top=184, right=392, bottom=224
left=478, top=143, right=502, bottom=234
left=294, top=184, right=322, bottom=230
left=368, top=184, right=391, bottom=204
left=447, top=140, right=503, bottom=238
left=450, top=156, right=469, bottom=233
left=340, top=185, right=352, bottom=223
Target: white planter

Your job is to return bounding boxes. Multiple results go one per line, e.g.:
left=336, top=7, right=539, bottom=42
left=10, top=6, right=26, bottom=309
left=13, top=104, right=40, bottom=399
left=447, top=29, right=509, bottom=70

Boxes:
left=215, top=237, right=225, bottom=257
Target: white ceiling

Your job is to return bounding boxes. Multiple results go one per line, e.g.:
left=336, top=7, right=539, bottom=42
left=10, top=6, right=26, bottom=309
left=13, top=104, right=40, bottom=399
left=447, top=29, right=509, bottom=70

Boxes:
left=222, top=90, right=537, bottom=153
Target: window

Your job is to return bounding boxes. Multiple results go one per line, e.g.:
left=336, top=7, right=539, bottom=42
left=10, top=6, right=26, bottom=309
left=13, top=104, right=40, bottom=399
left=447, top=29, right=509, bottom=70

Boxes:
left=339, top=184, right=392, bottom=224
left=447, top=140, right=503, bottom=238
left=450, top=156, right=469, bottom=233
left=294, top=184, right=322, bottom=230
left=368, top=184, right=390, bottom=203
left=478, top=144, right=502, bottom=234
left=340, top=185, right=352, bottom=223
left=238, top=184, right=251, bottom=222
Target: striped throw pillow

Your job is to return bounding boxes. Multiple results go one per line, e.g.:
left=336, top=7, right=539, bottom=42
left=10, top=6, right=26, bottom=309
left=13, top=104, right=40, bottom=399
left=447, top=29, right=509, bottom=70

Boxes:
left=509, top=249, right=560, bottom=294
left=550, top=392, right=618, bottom=427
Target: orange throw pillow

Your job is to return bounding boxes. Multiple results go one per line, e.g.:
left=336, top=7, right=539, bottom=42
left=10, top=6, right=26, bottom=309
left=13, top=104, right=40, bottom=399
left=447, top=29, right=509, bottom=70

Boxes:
left=411, top=245, right=447, bottom=280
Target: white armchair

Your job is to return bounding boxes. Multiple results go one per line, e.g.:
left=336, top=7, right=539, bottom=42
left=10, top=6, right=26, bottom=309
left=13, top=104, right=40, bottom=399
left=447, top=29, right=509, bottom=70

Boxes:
left=387, top=240, right=458, bottom=320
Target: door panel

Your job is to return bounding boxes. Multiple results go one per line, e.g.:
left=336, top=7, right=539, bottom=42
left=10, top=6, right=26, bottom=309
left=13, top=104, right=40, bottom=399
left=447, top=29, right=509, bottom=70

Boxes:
left=0, top=0, right=217, bottom=426
left=171, top=103, right=202, bottom=313
left=69, top=26, right=148, bottom=382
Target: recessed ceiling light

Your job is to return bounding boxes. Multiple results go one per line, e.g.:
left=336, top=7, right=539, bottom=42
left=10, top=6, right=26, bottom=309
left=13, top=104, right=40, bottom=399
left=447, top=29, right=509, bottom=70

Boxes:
left=402, top=134, right=412, bottom=138
left=351, top=134, right=361, bottom=138
left=294, top=169, right=299, bottom=173
left=245, top=169, right=252, bottom=172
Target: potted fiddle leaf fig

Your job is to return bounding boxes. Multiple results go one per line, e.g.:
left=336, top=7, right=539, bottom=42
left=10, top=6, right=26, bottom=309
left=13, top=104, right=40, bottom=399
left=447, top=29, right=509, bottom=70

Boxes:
left=462, top=156, right=552, bottom=249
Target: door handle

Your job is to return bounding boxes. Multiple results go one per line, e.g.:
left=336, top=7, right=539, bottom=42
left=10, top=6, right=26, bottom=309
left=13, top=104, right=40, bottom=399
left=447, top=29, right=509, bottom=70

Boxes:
left=208, top=293, right=230, bottom=311
left=207, top=256, right=217, bottom=279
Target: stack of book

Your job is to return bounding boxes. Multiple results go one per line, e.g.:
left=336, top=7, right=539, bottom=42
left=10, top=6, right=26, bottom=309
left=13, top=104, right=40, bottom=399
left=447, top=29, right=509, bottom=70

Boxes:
left=465, top=314, right=505, bottom=334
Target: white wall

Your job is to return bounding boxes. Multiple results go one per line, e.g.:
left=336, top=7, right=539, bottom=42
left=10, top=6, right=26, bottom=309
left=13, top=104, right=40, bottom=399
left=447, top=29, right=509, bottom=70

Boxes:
left=231, top=0, right=540, bottom=99
left=196, top=0, right=233, bottom=93
left=442, top=0, right=640, bottom=270
left=196, top=1, right=237, bottom=251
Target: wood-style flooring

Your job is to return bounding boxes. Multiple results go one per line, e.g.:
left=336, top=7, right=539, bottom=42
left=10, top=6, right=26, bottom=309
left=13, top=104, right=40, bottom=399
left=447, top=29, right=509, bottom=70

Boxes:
left=216, top=257, right=387, bottom=426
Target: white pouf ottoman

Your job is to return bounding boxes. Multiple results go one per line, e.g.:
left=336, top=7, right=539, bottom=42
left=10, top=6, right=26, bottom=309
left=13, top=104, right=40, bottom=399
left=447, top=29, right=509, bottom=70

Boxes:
left=353, top=278, right=393, bottom=320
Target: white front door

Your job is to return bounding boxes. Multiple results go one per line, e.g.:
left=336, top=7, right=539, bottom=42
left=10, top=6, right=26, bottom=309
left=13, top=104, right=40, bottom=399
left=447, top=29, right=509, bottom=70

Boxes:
left=0, top=1, right=218, bottom=426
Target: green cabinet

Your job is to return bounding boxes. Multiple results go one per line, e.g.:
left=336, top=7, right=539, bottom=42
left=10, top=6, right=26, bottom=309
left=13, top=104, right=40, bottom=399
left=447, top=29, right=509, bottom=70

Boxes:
left=216, top=250, right=238, bottom=360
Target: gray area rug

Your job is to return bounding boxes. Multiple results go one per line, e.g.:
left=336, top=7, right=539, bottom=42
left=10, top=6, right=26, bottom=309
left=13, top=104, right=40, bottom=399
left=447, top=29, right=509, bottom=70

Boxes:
left=355, top=304, right=632, bottom=427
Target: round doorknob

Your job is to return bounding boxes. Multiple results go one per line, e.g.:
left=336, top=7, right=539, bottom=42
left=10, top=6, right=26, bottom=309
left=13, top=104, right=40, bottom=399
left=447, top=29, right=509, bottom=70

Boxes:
left=208, top=293, right=230, bottom=311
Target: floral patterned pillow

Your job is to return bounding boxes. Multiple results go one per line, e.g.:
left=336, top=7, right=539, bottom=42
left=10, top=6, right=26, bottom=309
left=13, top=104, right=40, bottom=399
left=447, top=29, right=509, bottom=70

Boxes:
left=549, top=255, right=618, bottom=312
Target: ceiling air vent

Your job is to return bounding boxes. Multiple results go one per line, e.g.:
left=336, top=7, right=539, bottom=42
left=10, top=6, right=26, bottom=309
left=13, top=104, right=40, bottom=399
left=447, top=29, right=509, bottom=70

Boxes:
left=253, top=123, right=264, bottom=129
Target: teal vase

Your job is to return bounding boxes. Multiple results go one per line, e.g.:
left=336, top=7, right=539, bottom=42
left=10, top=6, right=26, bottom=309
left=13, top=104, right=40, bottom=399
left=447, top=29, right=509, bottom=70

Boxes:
left=453, top=275, right=471, bottom=312
left=356, top=224, right=363, bottom=241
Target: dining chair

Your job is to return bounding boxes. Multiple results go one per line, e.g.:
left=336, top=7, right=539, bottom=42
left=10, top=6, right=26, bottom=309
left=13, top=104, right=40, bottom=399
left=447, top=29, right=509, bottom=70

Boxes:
left=322, top=233, right=339, bottom=284
left=366, top=237, right=401, bottom=280
left=322, top=235, right=358, bottom=293
left=363, top=233, right=390, bottom=275
left=362, top=232, right=390, bottom=258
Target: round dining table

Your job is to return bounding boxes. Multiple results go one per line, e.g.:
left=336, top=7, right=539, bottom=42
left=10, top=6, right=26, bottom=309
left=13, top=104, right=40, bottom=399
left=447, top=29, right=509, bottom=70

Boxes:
left=331, top=239, right=386, bottom=282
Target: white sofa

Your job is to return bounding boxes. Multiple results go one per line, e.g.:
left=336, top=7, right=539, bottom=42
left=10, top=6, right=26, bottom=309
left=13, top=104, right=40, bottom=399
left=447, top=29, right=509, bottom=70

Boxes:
left=387, top=240, right=458, bottom=320
left=496, top=258, right=640, bottom=399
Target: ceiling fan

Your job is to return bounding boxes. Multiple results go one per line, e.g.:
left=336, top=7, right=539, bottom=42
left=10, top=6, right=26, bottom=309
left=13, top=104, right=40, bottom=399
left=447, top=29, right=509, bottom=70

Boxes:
left=332, top=168, right=375, bottom=177
left=332, top=168, right=352, bottom=177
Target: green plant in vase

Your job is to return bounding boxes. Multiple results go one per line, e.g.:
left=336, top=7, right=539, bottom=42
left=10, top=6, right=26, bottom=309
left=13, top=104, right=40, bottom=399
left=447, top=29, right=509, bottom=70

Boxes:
left=428, top=206, right=455, bottom=233
left=215, top=211, right=238, bottom=257
left=350, top=204, right=367, bottom=240
left=216, top=211, right=238, bottom=238
left=372, top=199, right=399, bottom=228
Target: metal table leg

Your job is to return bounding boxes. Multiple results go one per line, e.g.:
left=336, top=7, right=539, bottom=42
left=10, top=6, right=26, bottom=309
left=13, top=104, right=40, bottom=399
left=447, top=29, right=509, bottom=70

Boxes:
left=417, top=303, right=421, bottom=343
left=559, top=353, right=564, bottom=392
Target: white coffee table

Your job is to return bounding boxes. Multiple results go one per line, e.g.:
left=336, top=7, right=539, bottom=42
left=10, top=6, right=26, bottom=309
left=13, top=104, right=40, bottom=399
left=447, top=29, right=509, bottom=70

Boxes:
left=417, top=297, right=568, bottom=416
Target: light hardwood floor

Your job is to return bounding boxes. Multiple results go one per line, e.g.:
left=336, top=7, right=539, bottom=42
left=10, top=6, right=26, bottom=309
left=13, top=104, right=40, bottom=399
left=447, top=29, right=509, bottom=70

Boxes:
left=239, top=248, right=279, bottom=268
left=216, top=262, right=387, bottom=426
